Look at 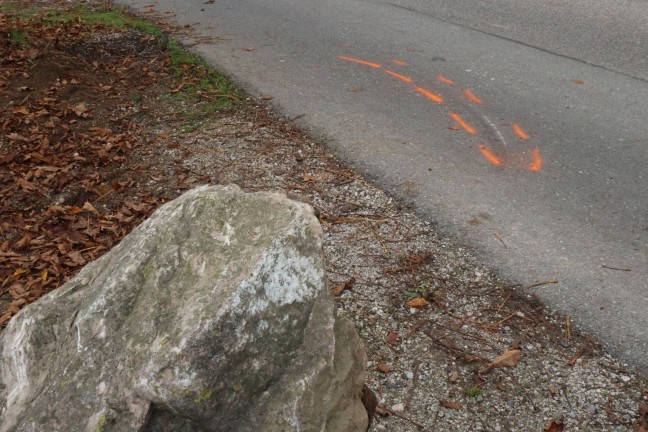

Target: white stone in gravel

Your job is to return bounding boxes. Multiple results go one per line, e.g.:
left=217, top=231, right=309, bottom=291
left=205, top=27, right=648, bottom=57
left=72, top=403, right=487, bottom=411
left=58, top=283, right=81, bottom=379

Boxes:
left=404, top=371, right=414, bottom=380
left=621, top=375, right=631, bottom=382
left=391, top=403, right=405, bottom=412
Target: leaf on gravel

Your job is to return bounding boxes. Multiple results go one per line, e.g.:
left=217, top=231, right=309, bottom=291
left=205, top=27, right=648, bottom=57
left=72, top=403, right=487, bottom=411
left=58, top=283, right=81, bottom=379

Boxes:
left=405, top=297, right=429, bottom=308
left=472, top=371, right=486, bottom=386
left=480, top=347, right=521, bottom=374
left=547, top=384, right=556, bottom=396
left=449, top=371, right=459, bottom=383
left=330, top=277, right=355, bottom=296
left=639, top=404, right=648, bottom=432
left=385, top=331, right=401, bottom=346
left=544, top=420, right=564, bottom=432
left=377, top=359, right=391, bottom=374
left=440, top=400, right=462, bottom=410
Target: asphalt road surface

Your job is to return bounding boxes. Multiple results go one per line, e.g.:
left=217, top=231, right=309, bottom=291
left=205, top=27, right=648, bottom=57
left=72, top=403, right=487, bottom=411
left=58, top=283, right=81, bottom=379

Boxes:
left=118, top=0, right=648, bottom=370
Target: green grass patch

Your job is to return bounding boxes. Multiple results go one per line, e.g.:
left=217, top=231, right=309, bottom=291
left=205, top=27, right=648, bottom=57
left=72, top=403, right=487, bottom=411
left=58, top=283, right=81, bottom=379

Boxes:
left=166, top=38, right=241, bottom=112
left=466, top=386, right=483, bottom=399
left=181, top=123, right=200, bottom=134
left=8, top=28, right=28, bottom=45
left=42, top=5, right=163, bottom=37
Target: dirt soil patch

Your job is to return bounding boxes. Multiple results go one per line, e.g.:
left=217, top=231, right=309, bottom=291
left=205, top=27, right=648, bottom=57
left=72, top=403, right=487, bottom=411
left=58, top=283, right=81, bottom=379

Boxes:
left=1, top=2, right=647, bottom=431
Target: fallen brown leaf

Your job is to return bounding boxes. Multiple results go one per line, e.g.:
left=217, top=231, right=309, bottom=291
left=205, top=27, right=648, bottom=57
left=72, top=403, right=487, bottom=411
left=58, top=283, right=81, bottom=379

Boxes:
left=639, top=403, right=648, bottom=432
left=385, top=331, right=401, bottom=346
left=440, top=400, right=462, bottom=410
left=480, top=347, right=521, bottom=374
left=16, top=178, right=37, bottom=191
left=82, top=202, right=99, bottom=215
left=330, top=277, right=355, bottom=296
left=12, top=106, right=31, bottom=115
left=405, top=297, right=429, bottom=308
left=472, top=370, right=486, bottom=387
left=72, top=103, right=90, bottom=117
left=547, top=384, right=556, bottom=397
left=572, top=79, right=585, bottom=84
left=449, top=371, right=459, bottom=383
left=544, top=420, right=564, bottom=432
left=377, top=359, right=391, bottom=374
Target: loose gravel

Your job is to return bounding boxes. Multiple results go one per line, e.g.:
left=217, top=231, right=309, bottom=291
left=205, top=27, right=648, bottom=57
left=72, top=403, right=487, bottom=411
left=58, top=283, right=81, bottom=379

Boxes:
left=144, top=92, right=648, bottom=430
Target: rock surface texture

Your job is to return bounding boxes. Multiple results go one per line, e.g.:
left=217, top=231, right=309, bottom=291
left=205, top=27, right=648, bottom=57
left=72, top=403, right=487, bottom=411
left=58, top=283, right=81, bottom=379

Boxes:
left=0, top=185, right=368, bottom=432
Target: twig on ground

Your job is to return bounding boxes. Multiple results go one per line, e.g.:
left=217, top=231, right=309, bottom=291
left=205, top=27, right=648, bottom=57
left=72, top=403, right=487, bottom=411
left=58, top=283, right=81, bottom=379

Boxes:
left=424, top=330, right=489, bottom=362
left=567, top=338, right=592, bottom=366
left=496, top=292, right=512, bottom=312
left=525, top=280, right=559, bottom=289
left=404, top=360, right=421, bottom=410
left=287, top=113, right=305, bottom=122
left=382, top=406, right=425, bottom=429
left=601, top=264, right=631, bottom=272
left=333, top=297, right=373, bottom=302
left=603, top=406, right=631, bottom=429
left=494, top=231, right=508, bottom=248
left=404, top=319, right=428, bottom=339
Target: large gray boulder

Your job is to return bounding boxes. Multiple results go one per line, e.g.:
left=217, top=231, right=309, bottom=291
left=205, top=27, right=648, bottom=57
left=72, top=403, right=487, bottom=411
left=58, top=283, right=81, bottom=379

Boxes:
left=0, top=185, right=368, bottom=432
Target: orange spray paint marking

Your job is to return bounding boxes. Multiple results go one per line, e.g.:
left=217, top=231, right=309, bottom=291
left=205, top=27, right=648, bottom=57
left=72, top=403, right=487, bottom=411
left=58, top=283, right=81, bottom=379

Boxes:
left=528, top=149, right=543, bottom=171
left=337, top=56, right=382, bottom=68
left=512, top=123, right=529, bottom=140
left=478, top=144, right=503, bottom=166
left=464, top=89, right=483, bottom=104
left=392, top=60, right=408, bottom=66
left=414, top=86, right=444, bottom=103
left=449, top=113, right=477, bottom=134
left=384, top=69, right=413, bottom=84
left=437, top=75, right=454, bottom=85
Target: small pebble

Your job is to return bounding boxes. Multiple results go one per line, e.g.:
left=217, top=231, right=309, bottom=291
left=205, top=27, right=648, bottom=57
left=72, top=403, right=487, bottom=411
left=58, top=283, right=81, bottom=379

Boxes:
left=404, top=371, right=414, bottom=380
left=621, top=375, right=631, bottom=382
left=391, top=403, right=405, bottom=412
left=438, top=411, right=445, bottom=418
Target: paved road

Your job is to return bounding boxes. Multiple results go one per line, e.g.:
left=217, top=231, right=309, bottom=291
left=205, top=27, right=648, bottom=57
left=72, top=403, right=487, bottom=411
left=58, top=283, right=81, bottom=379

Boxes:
left=119, top=0, right=648, bottom=369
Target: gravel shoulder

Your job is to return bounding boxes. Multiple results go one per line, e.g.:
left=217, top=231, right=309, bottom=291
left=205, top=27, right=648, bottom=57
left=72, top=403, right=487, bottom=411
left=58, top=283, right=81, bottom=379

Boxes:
left=1, top=2, right=647, bottom=431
